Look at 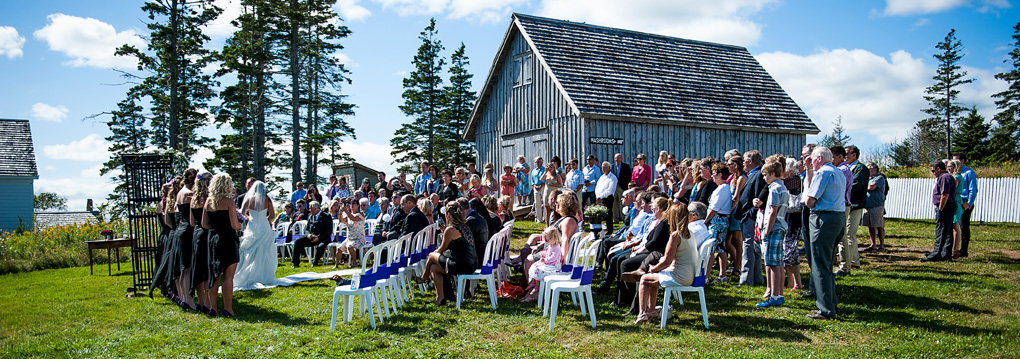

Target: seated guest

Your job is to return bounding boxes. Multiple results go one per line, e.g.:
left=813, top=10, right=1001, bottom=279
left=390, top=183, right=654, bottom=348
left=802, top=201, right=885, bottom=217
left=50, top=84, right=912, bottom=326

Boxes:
left=414, top=202, right=478, bottom=305
left=467, top=175, right=485, bottom=199
left=429, top=193, right=442, bottom=223
left=687, top=201, right=712, bottom=249
left=286, top=199, right=309, bottom=242
left=387, top=194, right=429, bottom=242
left=633, top=203, right=699, bottom=324
left=462, top=198, right=490, bottom=272
left=481, top=195, right=501, bottom=236
left=519, top=193, right=580, bottom=281
left=522, top=227, right=563, bottom=302
left=418, top=198, right=435, bottom=225
left=597, top=188, right=637, bottom=268
left=497, top=195, right=514, bottom=224
left=291, top=201, right=332, bottom=268
left=617, top=196, right=672, bottom=313
left=596, top=191, right=655, bottom=294
left=274, top=202, right=294, bottom=228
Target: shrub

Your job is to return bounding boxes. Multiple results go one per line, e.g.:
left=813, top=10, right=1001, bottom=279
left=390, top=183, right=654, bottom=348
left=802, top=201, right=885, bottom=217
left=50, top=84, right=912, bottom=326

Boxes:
left=0, top=219, right=130, bottom=274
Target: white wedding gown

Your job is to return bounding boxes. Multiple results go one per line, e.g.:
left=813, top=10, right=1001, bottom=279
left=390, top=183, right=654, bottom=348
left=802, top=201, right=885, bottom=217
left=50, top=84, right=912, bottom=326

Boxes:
left=233, top=209, right=280, bottom=290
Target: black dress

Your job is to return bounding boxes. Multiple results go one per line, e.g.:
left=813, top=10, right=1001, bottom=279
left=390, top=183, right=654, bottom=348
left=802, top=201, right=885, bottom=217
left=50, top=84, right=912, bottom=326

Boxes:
left=207, top=209, right=240, bottom=287
left=190, top=207, right=211, bottom=286
left=173, top=204, right=195, bottom=275
left=149, top=210, right=176, bottom=297
left=438, top=224, right=478, bottom=275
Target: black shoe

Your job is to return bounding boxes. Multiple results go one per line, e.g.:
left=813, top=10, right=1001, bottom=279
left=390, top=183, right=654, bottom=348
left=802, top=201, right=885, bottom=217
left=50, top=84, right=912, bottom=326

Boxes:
left=207, top=309, right=218, bottom=318
left=959, top=251, right=969, bottom=258
left=834, top=270, right=849, bottom=277
left=221, top=309, right=234, bottom=318
left=464, top=290, right=474, bottom=299
left=920, top=256, right=945, bottom=262
left=799, top=290, right=815, bottom=297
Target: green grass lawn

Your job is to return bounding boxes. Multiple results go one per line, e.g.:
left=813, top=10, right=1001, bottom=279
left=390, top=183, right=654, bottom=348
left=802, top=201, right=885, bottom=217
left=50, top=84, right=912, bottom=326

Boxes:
left=2, top=219, right=1019, bottom=358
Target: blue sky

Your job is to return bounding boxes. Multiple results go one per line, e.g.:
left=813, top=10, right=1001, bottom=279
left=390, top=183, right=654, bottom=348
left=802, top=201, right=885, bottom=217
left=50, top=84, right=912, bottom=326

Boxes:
left=0, top=0, right=1015, bottom=210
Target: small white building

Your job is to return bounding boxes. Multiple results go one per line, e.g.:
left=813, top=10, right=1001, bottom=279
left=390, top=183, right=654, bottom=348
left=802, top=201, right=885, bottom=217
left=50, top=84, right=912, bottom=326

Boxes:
left=0, top=119, right=39, bottom=232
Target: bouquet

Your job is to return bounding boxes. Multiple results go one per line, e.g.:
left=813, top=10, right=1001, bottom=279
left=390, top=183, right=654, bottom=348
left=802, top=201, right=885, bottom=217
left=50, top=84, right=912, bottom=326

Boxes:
left=583, top=204, right=609, bottom=219
left=101, top=230, right=114, bottom=240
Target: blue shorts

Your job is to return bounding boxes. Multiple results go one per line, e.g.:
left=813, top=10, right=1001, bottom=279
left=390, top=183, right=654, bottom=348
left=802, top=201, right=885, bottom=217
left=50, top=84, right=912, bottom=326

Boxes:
left=763, top=228, right=786, bottom=266
left=727, top=216, right=742, bottom=233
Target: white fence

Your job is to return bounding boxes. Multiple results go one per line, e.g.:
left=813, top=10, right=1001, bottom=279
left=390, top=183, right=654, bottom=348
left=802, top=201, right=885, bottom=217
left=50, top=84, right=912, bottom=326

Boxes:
left=884, top=177, right=1020, bottom=223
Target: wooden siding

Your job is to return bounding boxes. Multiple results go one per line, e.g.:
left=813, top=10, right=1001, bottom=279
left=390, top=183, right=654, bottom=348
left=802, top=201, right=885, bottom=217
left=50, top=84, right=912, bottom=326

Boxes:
left=584, top=118, right=805, bottom=163
left=0, top=178, right=34, bottom=231
left=474, top=31, right=578, bottom=168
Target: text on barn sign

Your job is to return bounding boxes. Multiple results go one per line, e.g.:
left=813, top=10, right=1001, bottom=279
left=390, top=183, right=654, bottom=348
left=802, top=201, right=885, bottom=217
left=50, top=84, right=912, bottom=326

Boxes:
left=590, top=137, right=624, bottom=145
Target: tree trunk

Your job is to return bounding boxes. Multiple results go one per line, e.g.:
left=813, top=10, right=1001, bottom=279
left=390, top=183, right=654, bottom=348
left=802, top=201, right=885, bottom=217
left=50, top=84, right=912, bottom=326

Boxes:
left=289, top=0, right=301, bottom=187
left=168, top=0, right=181, bottom=152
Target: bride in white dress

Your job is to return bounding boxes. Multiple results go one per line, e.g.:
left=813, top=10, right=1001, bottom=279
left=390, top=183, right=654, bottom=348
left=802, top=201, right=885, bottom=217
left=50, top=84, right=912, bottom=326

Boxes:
left=234, top=181, right=279, bottom=290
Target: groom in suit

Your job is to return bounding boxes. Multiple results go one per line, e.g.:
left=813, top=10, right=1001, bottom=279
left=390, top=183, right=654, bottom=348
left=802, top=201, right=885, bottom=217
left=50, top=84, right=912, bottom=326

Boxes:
left=292, top=201, right=333, bottom=268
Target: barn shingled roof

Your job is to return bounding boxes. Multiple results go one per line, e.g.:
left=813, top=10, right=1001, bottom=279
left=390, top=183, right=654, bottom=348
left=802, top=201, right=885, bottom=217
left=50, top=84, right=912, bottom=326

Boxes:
left=0, top=119, right=39, bottom=178
left=464, top=14, right=818, bottom=138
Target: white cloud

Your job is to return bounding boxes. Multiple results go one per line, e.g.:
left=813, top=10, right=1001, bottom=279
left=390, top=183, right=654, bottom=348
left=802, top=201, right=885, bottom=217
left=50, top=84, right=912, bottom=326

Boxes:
left=42, top=134, right=110, bottom=161
left=188, top=146, right=215, bottom=172
left=535, top=0, right=777, bottom=46
left=373, top=0, right=447, bottom=17
left=333, top=52, right=357, bottom=67
left=31, top=103, right=69, bottom=123
left=391, top=70, right=407, bottom=77
left=33, top=13, right=144, bottom=69
left=882, top=0, right=1010, bottom=15
left=204, top=0, right=243, bottom=38
left=757, top=48, right=1004, bottom=144
left=0, top=26, right=26, bottom=59
left=372, top=0, right=524, bottom=24
left=36, top=164, right=117, bottom=212
left=336, top=0, right=372, bottom=21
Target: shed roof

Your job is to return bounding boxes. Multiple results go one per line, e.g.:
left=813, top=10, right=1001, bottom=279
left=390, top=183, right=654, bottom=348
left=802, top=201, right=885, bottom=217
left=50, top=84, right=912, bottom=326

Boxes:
left=34, top=211, right=102, bottom=229
left=465, top=14, right=818, bottom=138
left=0, top=119, right=38, bottom=178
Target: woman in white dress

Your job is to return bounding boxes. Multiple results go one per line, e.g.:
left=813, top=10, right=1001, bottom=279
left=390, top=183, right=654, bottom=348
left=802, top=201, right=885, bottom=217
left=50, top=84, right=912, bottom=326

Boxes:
left=334, top=198, right=368, bottom=267
left=233, top=181, right=279, bottom=290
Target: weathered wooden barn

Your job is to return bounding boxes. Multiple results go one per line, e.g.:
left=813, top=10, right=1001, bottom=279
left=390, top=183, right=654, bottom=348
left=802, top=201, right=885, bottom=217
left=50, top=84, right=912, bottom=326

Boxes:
left=0, top=119, right=39, bottom=232
left=464, top=14, right=819, bottom=168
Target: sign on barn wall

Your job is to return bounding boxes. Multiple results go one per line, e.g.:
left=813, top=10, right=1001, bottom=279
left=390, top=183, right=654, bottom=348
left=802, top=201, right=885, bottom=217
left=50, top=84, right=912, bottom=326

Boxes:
left=590, top=137, right=624, bottom=145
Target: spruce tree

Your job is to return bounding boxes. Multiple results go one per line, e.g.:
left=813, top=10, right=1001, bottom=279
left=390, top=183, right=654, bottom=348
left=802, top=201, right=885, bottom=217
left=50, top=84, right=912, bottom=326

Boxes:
left=992, top=20, right=1020, bottom=161
left=440, top=43, right=478, bottom=167
left=391, top=18, right=445, bottom=170
left=115, top=0, right=222, bottom=170
left=819, top=116, right=851, bottom=148
left=952, top=107, right=991, bottom=164
left=920, top=29, right=973, bottom=160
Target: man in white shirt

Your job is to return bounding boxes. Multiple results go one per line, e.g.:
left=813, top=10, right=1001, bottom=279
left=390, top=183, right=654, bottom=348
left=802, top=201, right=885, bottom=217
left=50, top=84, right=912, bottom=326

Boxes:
left=687, top=201, right=712, bottom=250
left=595, top=161, right=618, bottom=233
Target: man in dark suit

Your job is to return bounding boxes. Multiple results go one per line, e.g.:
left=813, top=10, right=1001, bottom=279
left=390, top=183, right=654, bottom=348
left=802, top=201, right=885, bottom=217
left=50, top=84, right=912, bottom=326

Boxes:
left=736, top=150, right=766, bottom=286
left=292, top=201, right=332, bottom=268
left=379, top=200, right=407, bottom=245
left=387, top=194, right=428, bottom=242
left=612, top=153, right=632, bottom=223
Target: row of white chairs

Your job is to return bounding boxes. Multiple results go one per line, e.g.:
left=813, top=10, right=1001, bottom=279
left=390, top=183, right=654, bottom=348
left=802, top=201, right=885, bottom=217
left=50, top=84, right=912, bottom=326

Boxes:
left=331, top=223, right=439, bottom=329
left=273, top=219, right=380, bottom=265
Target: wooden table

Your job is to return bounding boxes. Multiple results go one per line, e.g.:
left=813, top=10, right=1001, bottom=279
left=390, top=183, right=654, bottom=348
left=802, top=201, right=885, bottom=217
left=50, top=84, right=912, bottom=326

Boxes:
left=86, top=238, right=133, bottom=275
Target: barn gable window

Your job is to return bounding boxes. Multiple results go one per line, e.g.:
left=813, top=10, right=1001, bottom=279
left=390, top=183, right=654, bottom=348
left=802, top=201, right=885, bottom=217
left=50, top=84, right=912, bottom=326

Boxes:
left=513, top=52, right=533, bottom=87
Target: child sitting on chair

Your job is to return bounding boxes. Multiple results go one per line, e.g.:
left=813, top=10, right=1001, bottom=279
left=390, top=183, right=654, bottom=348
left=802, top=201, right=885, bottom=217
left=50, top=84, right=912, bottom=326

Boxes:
left=523, top=227, right=563, bottom=302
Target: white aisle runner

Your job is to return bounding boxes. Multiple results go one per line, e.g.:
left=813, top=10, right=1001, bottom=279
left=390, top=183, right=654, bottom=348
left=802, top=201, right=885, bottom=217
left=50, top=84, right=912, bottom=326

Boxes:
left=231, top=268, right=361, bottom=291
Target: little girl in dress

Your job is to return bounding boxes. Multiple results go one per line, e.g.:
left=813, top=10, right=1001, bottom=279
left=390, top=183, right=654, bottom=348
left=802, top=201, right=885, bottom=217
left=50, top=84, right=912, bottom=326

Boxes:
left=523, top=227, right=563, bottom=302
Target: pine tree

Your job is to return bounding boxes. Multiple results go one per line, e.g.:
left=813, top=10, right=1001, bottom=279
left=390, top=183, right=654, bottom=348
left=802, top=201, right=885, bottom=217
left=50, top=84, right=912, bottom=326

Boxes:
left=991, top=20, right=1020, bottom=162
left=439, top=43, right=477, bottom=167
left=391, top=18, right=445, bottom=169
left=920, top=29, right=973, bottom=160
left=115, top=0, right=222, bottom=170
left=300, top=0, right=355, bottom=185
left=819, top=116, right=851, bottom=148
left=92, top=88, right=152, bottom=219
left=952, top=107, right=991, bottom=164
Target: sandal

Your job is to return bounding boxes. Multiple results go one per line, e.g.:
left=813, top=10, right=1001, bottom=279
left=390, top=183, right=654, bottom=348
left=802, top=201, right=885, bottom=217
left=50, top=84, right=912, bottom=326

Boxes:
left=712, top=276, right=727, bottom=284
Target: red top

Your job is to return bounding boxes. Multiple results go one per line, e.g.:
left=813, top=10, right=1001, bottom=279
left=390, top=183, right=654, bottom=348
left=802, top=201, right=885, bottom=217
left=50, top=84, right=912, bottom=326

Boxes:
left=500, top=174, right=518, bottom=196
left=632, top=164, right=652, bottom=188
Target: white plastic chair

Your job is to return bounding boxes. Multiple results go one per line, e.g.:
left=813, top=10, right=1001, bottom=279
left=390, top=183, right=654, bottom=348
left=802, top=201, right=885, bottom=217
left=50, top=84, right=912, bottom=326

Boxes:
left=537, top=232, right=588, bottom=312
left=330, top=243, right=387, bottom=330
left=274, top=222, right=292, bottom=262
left=659, top=238, right=715, bottom=329
left=546, top=237, right=601, bottom=330
left=456, top=226, right=512, bottom=310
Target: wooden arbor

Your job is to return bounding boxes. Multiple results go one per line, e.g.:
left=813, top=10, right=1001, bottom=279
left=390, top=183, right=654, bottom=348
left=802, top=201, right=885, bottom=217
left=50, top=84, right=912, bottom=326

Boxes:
left=122, top=153, right=173, bottom=297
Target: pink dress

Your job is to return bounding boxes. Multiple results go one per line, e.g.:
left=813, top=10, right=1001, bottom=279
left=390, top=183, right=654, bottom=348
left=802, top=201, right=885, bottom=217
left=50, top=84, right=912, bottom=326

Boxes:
left=528, top=244, right=563, bottom=281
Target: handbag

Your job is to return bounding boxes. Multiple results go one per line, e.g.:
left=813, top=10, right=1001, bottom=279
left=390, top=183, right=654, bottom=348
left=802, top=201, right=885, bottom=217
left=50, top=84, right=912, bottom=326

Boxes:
left=496, top=280, right=524, bottom=298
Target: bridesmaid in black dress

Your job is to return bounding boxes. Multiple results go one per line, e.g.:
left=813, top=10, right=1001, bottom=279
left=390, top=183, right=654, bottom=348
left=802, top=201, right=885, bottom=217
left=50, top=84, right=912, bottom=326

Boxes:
left=150, top=178, right=179, bottom=298
left=203, top=173, right=242, bottom=318
left=414, top=202, right=477, bottom=305
left=172, top=169, right=198, bottom=311
left=189, top=172, right=213, bottom=315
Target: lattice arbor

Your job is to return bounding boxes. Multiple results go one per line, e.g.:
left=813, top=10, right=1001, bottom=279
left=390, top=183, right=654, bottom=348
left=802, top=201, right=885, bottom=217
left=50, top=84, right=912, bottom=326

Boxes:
left=122, top=153, right=173, bottom=297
